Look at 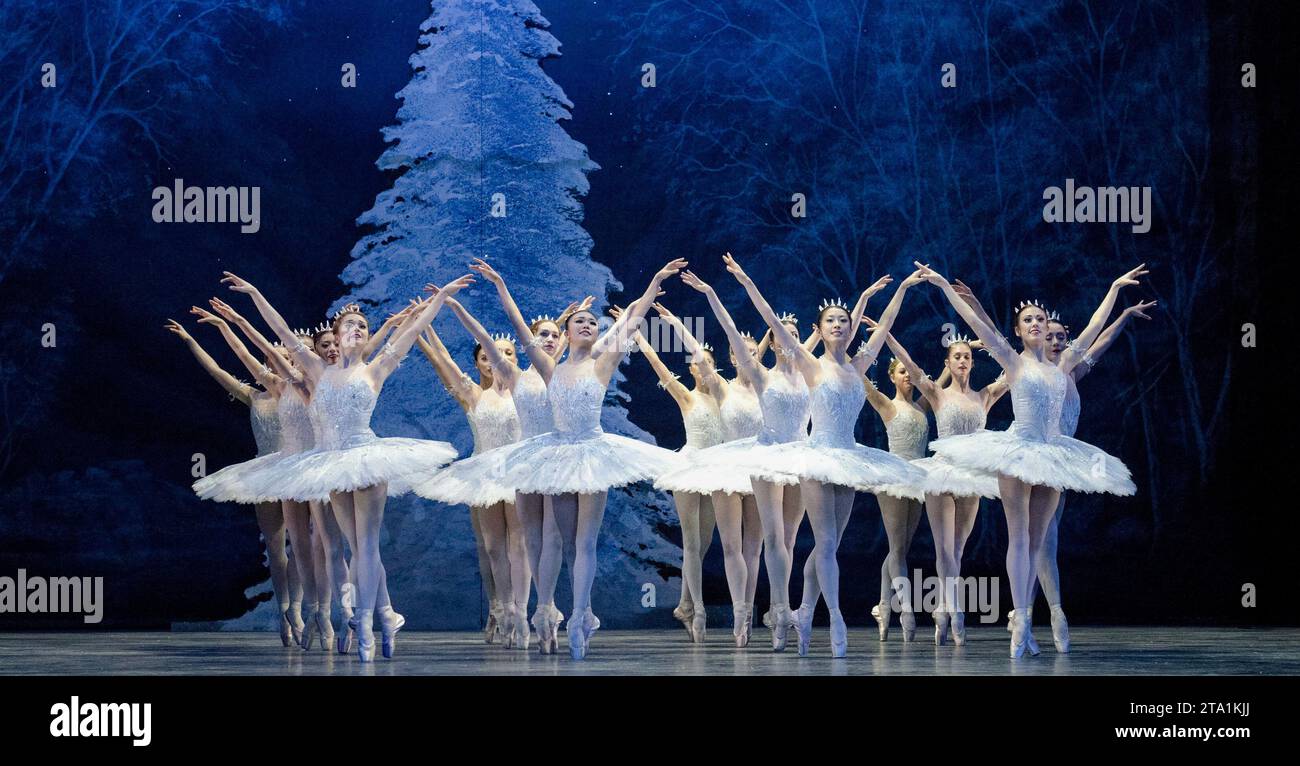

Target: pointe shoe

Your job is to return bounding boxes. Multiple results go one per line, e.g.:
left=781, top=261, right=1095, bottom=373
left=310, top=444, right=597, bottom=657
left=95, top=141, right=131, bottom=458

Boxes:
left=951, top=609, right=967, bottom=646
left=532, top=605, right=557, bottom=655
left=378, top=607, right=405, bottom=659
left=761, top=609, right=773, bottom=629
left=1024, top=606, right=1040, bottom=655
left=279, top=610, right=293, bottom=647
left=733, top=603, right=750, bottom=648
left=287, top=607, right=305, bottom=647
left=501, top=603, right=518, bottom=649
left=1009, top=607, right=1034, bottom=659
left=870, top=602, right=890, bottom=642
left=568, top=609, right=592, bottom=660
left=300, top=605, right=320, bottom=650
left=690, top=609, right=707, bottom=643
left=587, top=610, right=600, bottom=639
left=485, top=600, right=503, bottom=644
left=513, top=604, right=531, bottom=651
left=900, top=607, right=917, bottom=643
left=771, top=605, right=792, bottom=653
left=315, top=608, right=333, bottom=651
left=933, top=609, right=951, bottom=646
left=828, top=608, right=847, bottom=658
left=354, top=609, right=376, bottom=663
left=551, top=605, right=565, bottom=646
left=1049, top=605, right=1070, bottom=653
left=672, top=603, right=695, bottom=641
left=336, top=608, right=354, bottom=654
left=793, top=604, right=813, bottom=657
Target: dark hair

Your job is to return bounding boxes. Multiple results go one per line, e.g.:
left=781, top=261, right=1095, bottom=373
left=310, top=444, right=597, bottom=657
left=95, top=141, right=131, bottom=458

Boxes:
left=816, top=304, right=850, bottom=325
left=565, top=309, right=598, bottom=329
left=311, top=327, right=335, bottom=344
left=332, top=308, right=368, bottom=335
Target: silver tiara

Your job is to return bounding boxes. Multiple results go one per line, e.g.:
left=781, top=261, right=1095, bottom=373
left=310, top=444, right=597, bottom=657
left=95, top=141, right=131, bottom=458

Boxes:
left=312, top=321, right=331, bottom=335
left=331, top=303, right=363, bottom=322
left=1013, top=298, right=1047, bottom=315
left=529, top=313, right=555, bottom=326
left=489, top=331, right=515, bottom=344
left=697, top=342, right=714, bottom=353
left=816, top=298, right=848, bottom=313
left=777, top=312, right=798, bottom=324
left=943, top=333, right=973, bottom=347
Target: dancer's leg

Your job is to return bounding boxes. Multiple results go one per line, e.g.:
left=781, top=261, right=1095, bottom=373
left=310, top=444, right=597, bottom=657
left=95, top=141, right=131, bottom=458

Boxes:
left=253, top=502, right=290, bottom=613
left=711, top=492, right=749, bottom=607
left=750, top=479, right=791, bottom=609
left=740, top=495, right=762, bottom=608
left=674, top=492, right=705, bottom=614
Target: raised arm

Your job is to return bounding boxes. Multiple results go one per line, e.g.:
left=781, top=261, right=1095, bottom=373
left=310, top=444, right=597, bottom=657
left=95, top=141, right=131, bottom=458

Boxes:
left=881, top=328, right=939, bottom=407
left=362, top=304, right=416, bottom=362
left=166, top=319, right=252, bottom=405
left=467, top=258, right=557, bottom=380
left=651, top=301, right=724, bottom=399
left=593, top=259, right=687, bottom=377
left=722, top=252, right=818, bottom=375
left=681, top=270, right=765, bottom=390
left=756, top=328, right=773, bottom=366
left=1071, top=300, right=1155, bottom=382
left=191, top=305, right=280, bottom=391
left=913, top=262, right=1018, bottom=373
left=220, top=272, right=327, bottom=381
left=630, top=326, right=693, bottom=412
left=445, top=297, right=519, bottom=389
left=1059, top=264, right=1149, bottom=374
left=856, top=270, right=924, bottom=366
left=207, top=297, right=300, bottom=386
left=371, top=275, right=474, bottom=383
left=847, top=276, right=894, bottom=340
left=415, top=326, right=478, bottom=410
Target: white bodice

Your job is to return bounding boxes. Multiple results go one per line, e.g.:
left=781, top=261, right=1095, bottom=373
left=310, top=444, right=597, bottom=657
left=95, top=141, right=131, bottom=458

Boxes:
left=308, top=368, right=379, bottom=450
left=514, top=366, right=553, bottom=439
left=808, top=364, right=866, bottom=449
left=934, top=393, right=987, bottom=439
left=249, top=390, right=282, bottom=456
left=756, top=372, right=810, bottom=445
left=1008, top=361, right=1067, bottom=441
left=1060, top=372, right=1081, bottom=438
left=276, top=387, right=315, bottom=454
left=548, top=365, right=606, bottom=438
left=683, top=400, right=724, bottom=450
left=719, top=383, right=763, bottom=442
left=468, top=389, right=521, bottom=454
left=885, top=403, right=929, bottom=460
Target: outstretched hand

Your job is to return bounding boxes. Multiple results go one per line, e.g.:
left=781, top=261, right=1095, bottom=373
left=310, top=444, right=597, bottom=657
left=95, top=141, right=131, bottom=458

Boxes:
left=190, top=305, right=224, bottom=326
left=164, top=319, right=191, bottom=340
left=468, top=257, right=504, bottom=286
left=912, top=261, right=945, bottom=286
left=900, top=266, right=928, bottom=288
left=863, top=275, right=893, bottom=300
left=209, top=297, right=243, bottom=323
left=656, top=258, right=688, bottom=282
left=1124, top=299, right=1157, bottom=320
left=220, top=271, right=257, bottom=294
left=721, top=252, right=751, bottom=284
left=680, top=270, right=711, bottom=293
left=1114, top=263, right=1149, bottom=290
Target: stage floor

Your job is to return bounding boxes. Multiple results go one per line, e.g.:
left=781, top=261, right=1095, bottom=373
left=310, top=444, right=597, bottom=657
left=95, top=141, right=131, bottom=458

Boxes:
left=2, top=627, right=1295, bottom=676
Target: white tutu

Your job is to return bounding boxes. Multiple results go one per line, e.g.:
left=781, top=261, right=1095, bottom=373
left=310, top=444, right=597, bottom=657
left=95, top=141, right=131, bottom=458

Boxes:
left=743, top=438, right=927, bottom=492
left=489, top=430, right=686, bottom=495
left=236, top=435, right=458, bottom=503
left=412, top=448, right=516, bottom=507
left=929, top=428, right=1134, bottom=496
left=653, top=444, right=756, bottom=496
left=914, top=455, right=1000, bottom=499
left=193, top=452, right=289, bottom=504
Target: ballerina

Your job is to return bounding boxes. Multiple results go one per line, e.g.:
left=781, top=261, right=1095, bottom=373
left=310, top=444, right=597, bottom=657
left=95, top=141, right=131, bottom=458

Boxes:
left=411, top=306, right=531, bottom=649
left=187, top=309, right=323, bottom=649
left=218, top=272, right=463, bottom=661
left=482, top=259, right=689, bottom=659
left=670, top=268, right=812, bottom=650
left=463, top=258, right=603, bottom=654
left=716, top=259, right=928, bottom=658
left=167, top=317, right=307, bottom=646
left=650, top=303, right=767, bottom=646
left=913, top=262, right=1138, bottom=657
left=860, top=355, right=931, bottom=643
left=949, top=276, right=1154, bottom=653
left=872, top=324, right=1005, bottom=645
left=609, top=303, right=723, bottom=643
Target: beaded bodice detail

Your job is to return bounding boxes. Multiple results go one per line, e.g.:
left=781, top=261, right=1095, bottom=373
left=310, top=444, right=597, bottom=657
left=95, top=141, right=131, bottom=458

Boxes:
left=756, top=372, right=810, bottom=445
left=308, top=368, right=379, bottom=450
left=276, top=387, right=315, bottom=454
left=935, top=393, right=987, bottom=439
left=719, top=383, right=763, bottom=442
left=468, top=389, right=521, bottom=454
left=683, top=399, right=724, bottom=450
left=885, top=403, right=929, bottom=459
left=547, top=365, right=606, bottom=439
left=513, top=366, right=553, bottom=439
left=1060, top=372, right=1081, bottom=438
left=807, top=365, right=866, bottom=449
left=1007, top=362, right=1067, bottom=441
left=249, top=390, right=282, bottom=457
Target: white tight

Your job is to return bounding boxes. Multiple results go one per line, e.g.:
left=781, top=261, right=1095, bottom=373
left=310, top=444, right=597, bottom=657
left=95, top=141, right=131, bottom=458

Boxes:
left=674, top=492, right=715, bottom=612
left=1029, top=494, right=1067, bottom=608
left=798, top=480, right=856, bottom=612
left=472, top=502, right=531, bottom=612
left=923, top=493, right=980, bottom=612
left=709, top=492, right=763, bottom=609
left=998, top=477, right=1061, bottom=610
left=329, top=484, right=393, bottom=613
left=281, top=500, right=318, bottom=611
left=253, top=501, right=292, bottom=610
left=528, top=493, right=566, bottom=611
left=750, top=479, right=803, bottom=609
left=549, top=492, right=608, bottom=618
left=875, top=494, right=923, bottom=609
left=309, top=500, right=349, bottom=615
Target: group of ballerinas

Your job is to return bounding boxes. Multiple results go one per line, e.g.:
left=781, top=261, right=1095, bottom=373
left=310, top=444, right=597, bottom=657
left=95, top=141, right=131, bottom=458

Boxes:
left=172, top=253, right=1152, bottom=661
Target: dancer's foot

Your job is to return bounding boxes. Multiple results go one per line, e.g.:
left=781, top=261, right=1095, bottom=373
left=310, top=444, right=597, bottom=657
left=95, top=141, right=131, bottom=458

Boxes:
left=300, top=604, right=320, bottom=651
left=793, top=604, right=813, bottom=657
left=933, top=609, right=951, bottom=646
left=870, top=601, right=890, bottom=642
left=733, top=603, right=750, bottom=648
left=761, top=608, right=773, bottom=630
left=315, top=606, right=332, bottom=651
left=690, top=608, right=707, bottom=644
left=532, top=605, right=557, bottom=655
left=278, top=609, right=293, bottom=648
left=485, top=600, right=503, bottom=644
left=568, top=609, right=591, bottom=660
left=336, top=608, right=354, bottom=655
left=828, top=608, right=847, bottom=658
left=900, top=607, right=917, bottom=643
left=1049, top=605, right=1070, bottom=653
left=1009, top=608, right=1031, bottom=659
left=1025, top=607, right=1041, bottom=656
left=951, top=609, right=967, bottom=646
left=771, top=605, right=792, bottom=652
left=286, top=606, right=305, bottom=648
left=378, top=606, right=405, bottom=660
left=354, top=609, right=376, bottom=663
left=672, top=603, right=695, bottom=641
